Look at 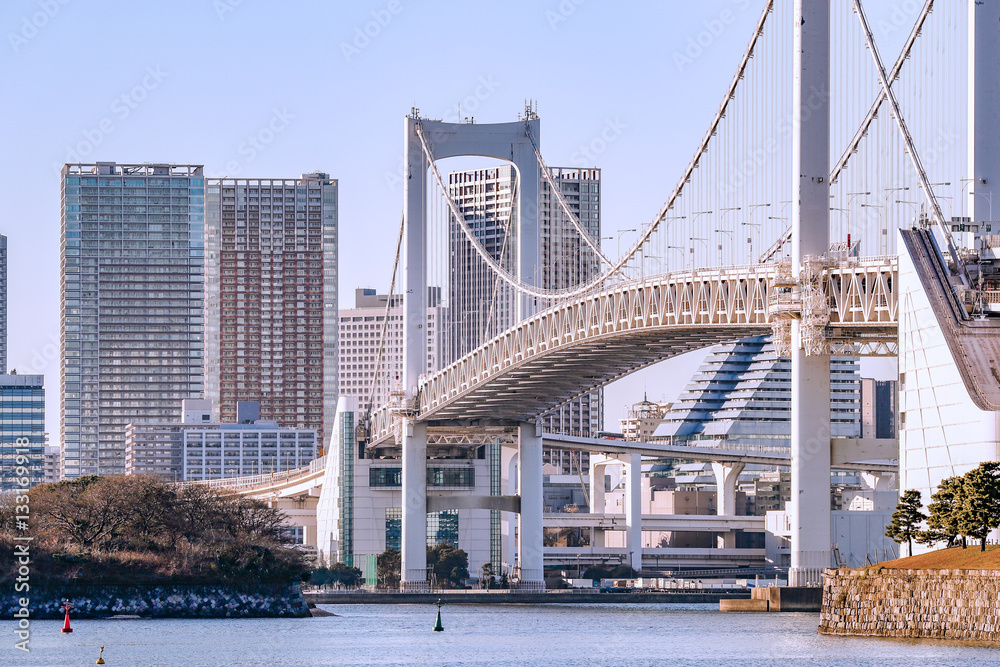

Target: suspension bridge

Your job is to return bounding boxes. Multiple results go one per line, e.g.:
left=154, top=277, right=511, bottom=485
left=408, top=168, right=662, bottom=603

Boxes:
left=224, top=0, right=1000, bottom=588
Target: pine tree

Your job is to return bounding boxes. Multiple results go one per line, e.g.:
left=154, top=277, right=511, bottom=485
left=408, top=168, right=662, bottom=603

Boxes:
left=921, top=475, right=967, bottom=549
left=885, top=489, right=926, bottom=555
left=961, top=462, right=1000, bottom=552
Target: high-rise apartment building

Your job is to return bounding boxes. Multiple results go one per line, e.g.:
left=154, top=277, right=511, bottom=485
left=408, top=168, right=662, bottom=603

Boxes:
left=861, top=378, right=898, bottom=439
left=60, top=163, right=206, bottom=478
left=204, top=174, right=338, bottom=445
left=339, top=287, right=446, bottom=417
left=0, top=374, right=45, bottom=490
left=0, top=234, right=6, bottom=373
left=447, top=166, right=603, bottom=472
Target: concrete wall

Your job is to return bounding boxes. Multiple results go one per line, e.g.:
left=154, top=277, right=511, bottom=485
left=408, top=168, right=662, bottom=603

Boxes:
left=820, top=568, right=1000, bottom=640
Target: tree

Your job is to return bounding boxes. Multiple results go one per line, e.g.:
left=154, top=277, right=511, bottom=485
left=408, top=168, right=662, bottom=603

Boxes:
left=961, top=462, right=1000, bottom=552
left=480, top=562, right=495, bottom=589
left=377, top=548, right=401, bottom=588
left=885, top=489, right=926, bottom=555
left=312, top=562, right=363, bottom=588
left=427, top=543, right=469, bottom=587
left=920, top=475, right=967, bottom=549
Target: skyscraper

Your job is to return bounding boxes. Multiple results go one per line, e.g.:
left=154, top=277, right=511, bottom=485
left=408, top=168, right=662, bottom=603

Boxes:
left=447, top=166, right=603, bottom=471
left=204, top=174, right=338, bottom=444
left=60, top=162, right=206, bottom=478
left=0, top=234, right=6, bottom=373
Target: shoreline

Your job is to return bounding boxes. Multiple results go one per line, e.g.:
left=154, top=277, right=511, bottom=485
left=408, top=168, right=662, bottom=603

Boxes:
left=305, top=590, right=751, bottom=605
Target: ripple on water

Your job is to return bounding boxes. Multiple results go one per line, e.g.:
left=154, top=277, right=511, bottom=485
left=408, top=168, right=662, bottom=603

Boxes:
left=7, top=603, right=996, bottom=666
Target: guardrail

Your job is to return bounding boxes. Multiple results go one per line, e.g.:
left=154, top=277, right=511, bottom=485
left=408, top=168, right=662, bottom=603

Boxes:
left=182, top=455, right=327, bottom=491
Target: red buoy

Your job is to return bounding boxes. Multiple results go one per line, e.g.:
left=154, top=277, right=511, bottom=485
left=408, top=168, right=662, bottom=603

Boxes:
left=61, top=600, right=73, bottom=634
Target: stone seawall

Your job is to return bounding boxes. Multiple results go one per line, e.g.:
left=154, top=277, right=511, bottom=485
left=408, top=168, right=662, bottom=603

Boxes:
left=1, top=582, right=310, bottom=619
left=819, top=567, right=1000, bottom=641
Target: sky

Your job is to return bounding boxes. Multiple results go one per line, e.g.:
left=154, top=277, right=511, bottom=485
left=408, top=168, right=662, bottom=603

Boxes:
left=0, top=0, right=905, bottom=442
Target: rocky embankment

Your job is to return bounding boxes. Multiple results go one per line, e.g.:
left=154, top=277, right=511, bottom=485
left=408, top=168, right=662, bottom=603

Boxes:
left=1, top=582, right=310, bottom=619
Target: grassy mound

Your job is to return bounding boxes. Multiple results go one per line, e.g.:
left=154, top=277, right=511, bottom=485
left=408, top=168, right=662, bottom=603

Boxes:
left=878, top=544, right=1000, bottom=570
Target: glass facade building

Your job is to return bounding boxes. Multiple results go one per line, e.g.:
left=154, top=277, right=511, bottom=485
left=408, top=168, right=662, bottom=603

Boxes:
left=60, top=163, right=206, bottom=478
left=0, top=374, right=45, bottom=490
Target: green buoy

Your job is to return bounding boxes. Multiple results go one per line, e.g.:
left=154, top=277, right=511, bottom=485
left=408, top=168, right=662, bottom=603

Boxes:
left=433, top=599, right=444, bottom=632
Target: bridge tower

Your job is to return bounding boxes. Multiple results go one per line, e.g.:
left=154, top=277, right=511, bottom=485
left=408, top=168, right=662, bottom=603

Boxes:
left=401, top=113, right=544, bottom=589
left=789, top=0, right=832, bottom=587
left=967, top=0, right=1000, bottom=226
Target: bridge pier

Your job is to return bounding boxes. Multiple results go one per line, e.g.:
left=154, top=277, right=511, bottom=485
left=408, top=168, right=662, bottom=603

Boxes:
left=790, top=0, right=832, bottom=587
left=589, top=454, right=642, bottom=571
left=401, top=419, right=428, bottom=590
left=623, top=453, right=642, bottom=573
left=712, top=461, right=745, bottom=550
left=517, top=421, right=545, bottom=590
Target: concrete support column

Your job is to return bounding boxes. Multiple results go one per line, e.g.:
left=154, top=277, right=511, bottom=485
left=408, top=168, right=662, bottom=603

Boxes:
left=712, top=461, right=745, bottom=549
left=790, top=0, right=832, bottom=588
left=400, top=420, right=428, bottom=590
left=623, top=453, right=642, bottom=573
left=790, top=345, right=832, bottom=585
left=503, top=448, right=518, bottom=574
left=589, top=455, right=610, bottom=547
left=711, top=461, right=746, bottom=517
left=517, top=421, right=544, bottom=590
left=862, top=470, right=896, bottom=492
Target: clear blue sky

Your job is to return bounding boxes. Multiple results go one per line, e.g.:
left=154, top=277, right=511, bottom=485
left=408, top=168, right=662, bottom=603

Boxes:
left=1, top=0, right=904, bottom=441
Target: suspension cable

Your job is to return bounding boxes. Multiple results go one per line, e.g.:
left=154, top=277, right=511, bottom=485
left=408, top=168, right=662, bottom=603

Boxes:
left=607, top=0, right=774, bottom=274
left=830, top=0, right=933, bottom=185
left=365, top=211, right=405, bottom=420
left=524, top=124, right=613, bottom=268
left=852, top=0, right=968, bottom=284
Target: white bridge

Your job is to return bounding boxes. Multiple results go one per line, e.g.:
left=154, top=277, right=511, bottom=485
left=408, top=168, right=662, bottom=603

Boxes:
left=209, top=0, right=1000, bottom=590
left=367, top=257, right=898, bottom=446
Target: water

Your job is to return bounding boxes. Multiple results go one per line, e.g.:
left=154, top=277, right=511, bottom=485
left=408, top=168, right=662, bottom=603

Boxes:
left=6, top=603, right=996, bottom=666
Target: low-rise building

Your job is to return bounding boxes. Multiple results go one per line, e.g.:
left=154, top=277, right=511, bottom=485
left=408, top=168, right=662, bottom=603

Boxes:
left=125, top=399, right=317, bottom=481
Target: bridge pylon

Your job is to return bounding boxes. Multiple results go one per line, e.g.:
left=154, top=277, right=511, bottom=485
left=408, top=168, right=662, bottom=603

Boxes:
left=789, top=0, right=832, bottom=587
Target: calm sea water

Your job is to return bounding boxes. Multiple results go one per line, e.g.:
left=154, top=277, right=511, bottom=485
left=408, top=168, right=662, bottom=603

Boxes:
left=5, top=603, right=996, bottom=666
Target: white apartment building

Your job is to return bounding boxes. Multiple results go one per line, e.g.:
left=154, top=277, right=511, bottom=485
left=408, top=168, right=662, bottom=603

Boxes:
left=338, top=287, right=446, bottom=417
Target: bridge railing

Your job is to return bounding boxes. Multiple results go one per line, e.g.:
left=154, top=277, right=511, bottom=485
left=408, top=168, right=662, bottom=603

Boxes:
left=181, top=455, right=327, bottom=491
